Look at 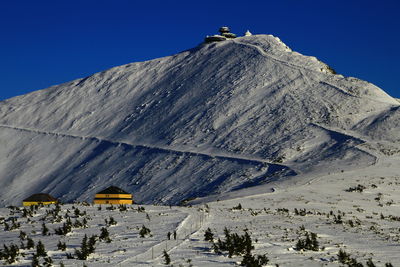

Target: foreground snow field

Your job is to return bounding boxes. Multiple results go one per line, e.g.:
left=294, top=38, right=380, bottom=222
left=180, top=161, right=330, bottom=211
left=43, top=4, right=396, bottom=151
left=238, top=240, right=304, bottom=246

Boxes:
left=1, top=154, right=399, bottom=266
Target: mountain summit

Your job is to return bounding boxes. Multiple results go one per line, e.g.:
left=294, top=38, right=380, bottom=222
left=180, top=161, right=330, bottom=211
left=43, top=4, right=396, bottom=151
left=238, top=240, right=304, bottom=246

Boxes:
left=0, top=33, right=399, bottom=206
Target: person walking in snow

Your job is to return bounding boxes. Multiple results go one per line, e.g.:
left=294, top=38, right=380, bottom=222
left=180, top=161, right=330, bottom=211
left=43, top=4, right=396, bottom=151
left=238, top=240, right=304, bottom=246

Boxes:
left=167, top=231, right=171, bottom=240
left=173, top=231, right=177, bottom=240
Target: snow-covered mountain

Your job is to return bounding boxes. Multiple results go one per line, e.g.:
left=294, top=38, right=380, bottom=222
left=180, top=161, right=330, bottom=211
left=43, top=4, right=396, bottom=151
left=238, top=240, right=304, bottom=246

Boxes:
left=0, top=34, right=399, bottom=207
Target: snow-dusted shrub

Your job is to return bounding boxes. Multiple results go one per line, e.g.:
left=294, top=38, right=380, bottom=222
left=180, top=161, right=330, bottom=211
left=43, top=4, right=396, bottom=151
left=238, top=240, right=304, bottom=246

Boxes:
left=162, top=250, right=171, bottom=265
left=75, top=234, right=96, bottom=260
left=36, top=241, right=47, bottom=257
left=240, top=252, right=269, bottom=267
left=232, top=203, right=242, bottom=210
left=0, top=243, right=22, bottom=264
left=57, top=241, right=66, bottom=251
left=212, top=228, right=254, bottom=257
left=345, top=184, right=366, bottom=193
left=26, top=237, right=35, bottom=249
left=294, top=231, right=319, bottom=251
left=204, top=227, right=214, bottom=242
left=139, top=225, right=151, bottom=238
left=105, top=216, right=117, bottom=226
left=99, top=227, right=111, bottom=243
left=42, top=222, right=49, bottom=235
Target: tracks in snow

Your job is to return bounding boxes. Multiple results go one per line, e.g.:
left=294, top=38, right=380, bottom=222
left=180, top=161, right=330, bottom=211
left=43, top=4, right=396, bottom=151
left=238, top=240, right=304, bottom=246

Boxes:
left=0, top=124, right=275, bottom=167
left=118, top=207, right=210, bottom=265
left=234, top=40, right=319, bottom=74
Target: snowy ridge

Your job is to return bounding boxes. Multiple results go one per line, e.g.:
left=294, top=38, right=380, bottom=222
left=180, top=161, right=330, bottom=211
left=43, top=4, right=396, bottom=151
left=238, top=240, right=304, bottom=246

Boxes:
left=0, top=34, right=399, bottom=206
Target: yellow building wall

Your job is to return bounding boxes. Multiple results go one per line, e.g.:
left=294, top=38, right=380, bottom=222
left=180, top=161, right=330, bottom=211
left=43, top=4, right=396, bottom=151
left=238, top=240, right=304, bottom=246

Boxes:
left=95, top=193, right=132, bottom=199
left=93, top=199, right=133, bottom=205
left=22, top=201, right=57, bottom=206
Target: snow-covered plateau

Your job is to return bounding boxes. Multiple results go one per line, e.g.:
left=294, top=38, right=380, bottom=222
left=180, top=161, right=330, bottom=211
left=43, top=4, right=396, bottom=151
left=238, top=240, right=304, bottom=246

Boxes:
left=0, top=33, right=400, bottom=266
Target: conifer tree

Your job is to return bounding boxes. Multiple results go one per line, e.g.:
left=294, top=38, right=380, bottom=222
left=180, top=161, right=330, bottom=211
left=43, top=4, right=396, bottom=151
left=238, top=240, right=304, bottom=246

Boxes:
left=75, top=234, right=89, bottom=260
left=163, top=250, right=171, bottom=265
left=26, top=237, right=35, bottom=249
left=99, top=227, right=111, bottom=243
left=366, top=258, right=376, bottom=267
left=36, top=241, right=47, bottom=257
left=43, top=256, right=53, bottom=267
left=42, top=222, right=49, bottom=236
left=19, top=231, right=27, bottom=241
left=57, top=241, right=66, bottom=251
left=88, top=235, right=97, bottom=254
left=139, top=225, right=151, bottom=238
left=204, top=228, right=214, bottom=242
left=31, top=253, right=39, bottom=267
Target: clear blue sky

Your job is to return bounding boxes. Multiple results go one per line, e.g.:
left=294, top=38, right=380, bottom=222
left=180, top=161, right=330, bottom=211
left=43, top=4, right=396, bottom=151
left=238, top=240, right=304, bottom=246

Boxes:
left=1, top=0, right=399, bottom=101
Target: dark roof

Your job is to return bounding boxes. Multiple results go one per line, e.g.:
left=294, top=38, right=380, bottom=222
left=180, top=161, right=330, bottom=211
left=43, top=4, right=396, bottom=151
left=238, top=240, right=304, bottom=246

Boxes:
left=23, top=193, right=57, bottom=202
left=97, top=186, right=130, bottom=195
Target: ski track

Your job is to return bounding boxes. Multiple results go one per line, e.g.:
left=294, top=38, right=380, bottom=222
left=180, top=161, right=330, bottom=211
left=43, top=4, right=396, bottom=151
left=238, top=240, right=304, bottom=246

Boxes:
left=235, top=40, right=323, bottom=75
left=117, top=207, right=209, bottom=265
left=0, top=124, right=277, bottom=167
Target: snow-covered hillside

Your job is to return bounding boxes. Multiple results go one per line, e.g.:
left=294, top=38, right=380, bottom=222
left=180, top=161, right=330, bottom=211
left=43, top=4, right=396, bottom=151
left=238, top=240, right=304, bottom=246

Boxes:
left=0, top=34, right=399, bottom=206
left=1, top=155, right=400, bottom=266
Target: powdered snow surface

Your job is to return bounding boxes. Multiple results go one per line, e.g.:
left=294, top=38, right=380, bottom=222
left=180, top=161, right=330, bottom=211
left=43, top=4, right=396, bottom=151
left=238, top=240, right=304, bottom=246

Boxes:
left=0, top=34, right=399, bottom=206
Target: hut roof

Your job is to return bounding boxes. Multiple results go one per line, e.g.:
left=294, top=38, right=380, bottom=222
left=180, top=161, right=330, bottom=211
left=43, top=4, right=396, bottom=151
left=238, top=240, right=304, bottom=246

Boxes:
left=97, top=186, right=130, bottom=195
left=23, top=193, right=57, bottom=202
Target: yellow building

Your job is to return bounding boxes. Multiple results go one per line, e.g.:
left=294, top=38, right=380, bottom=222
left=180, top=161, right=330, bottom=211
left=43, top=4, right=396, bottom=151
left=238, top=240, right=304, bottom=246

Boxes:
left=22, top=193, right=58, bottom=206
left=93, top=186, right=133, bottom=205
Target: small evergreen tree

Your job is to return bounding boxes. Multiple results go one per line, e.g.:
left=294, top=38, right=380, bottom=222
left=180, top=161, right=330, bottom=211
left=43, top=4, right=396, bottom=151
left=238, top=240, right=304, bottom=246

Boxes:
left=65, top=253, right=74, bottom=259
left=1, top=244, right=21, bottom=264
left=42, top=222, right=49, bottom=236
left=366, top=258, right=376, bottom=267
left=163, top=250, right=171, bottom=265
left=43, top=256, right=53, bottom=267
left=31, top=253, right=39, bottom=267
left=204, top=228, right=214, bottom=242
left=82, top=217, right=88, bottom=228
left=139, top=225, right=151, bottom=238
left=75, top=234, right=89, bottom=260
left=26, top=237, right=35, bottom=249
left=233, top=203, right=242, bottom=210
left=19, top=231, right=27, bottom=241
left=99, top=227, right=111, bottom=243
left=105, top=216, right=117, bottom=226
left=88, top=235, right=97, bottom=254
left=241, top=252, right=269, bottom=267
left=57, top=241, right=67, bottom=251
left=338, top=249, right=351, bottom=264
left=211, top=228, right=254, bottom=257
left=36, top=241, right=47, bottom=257
left=10, top=218, right=21, bottom=230
left=295, top=231, right=319, bottom=251
left=74, top=207, right=80, bottom=217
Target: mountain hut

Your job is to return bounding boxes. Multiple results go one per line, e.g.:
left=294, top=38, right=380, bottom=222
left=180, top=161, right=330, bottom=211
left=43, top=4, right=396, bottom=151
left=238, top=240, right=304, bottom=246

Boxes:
left=205, top=26, right=237, bottom=43
left=93, top=186, right=133, bottom=205
left=22, top=193, right=58, bottom=206
left=219, top=26, right=237, bottom=38
left=219, top=26, right=230, bottom=34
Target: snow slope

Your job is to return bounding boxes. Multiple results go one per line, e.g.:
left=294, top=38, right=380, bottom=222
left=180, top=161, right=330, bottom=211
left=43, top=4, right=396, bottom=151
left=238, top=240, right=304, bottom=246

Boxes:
left=1, top=155, right=400, bottom=266
left=0, top=34, right=399, bottom=206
